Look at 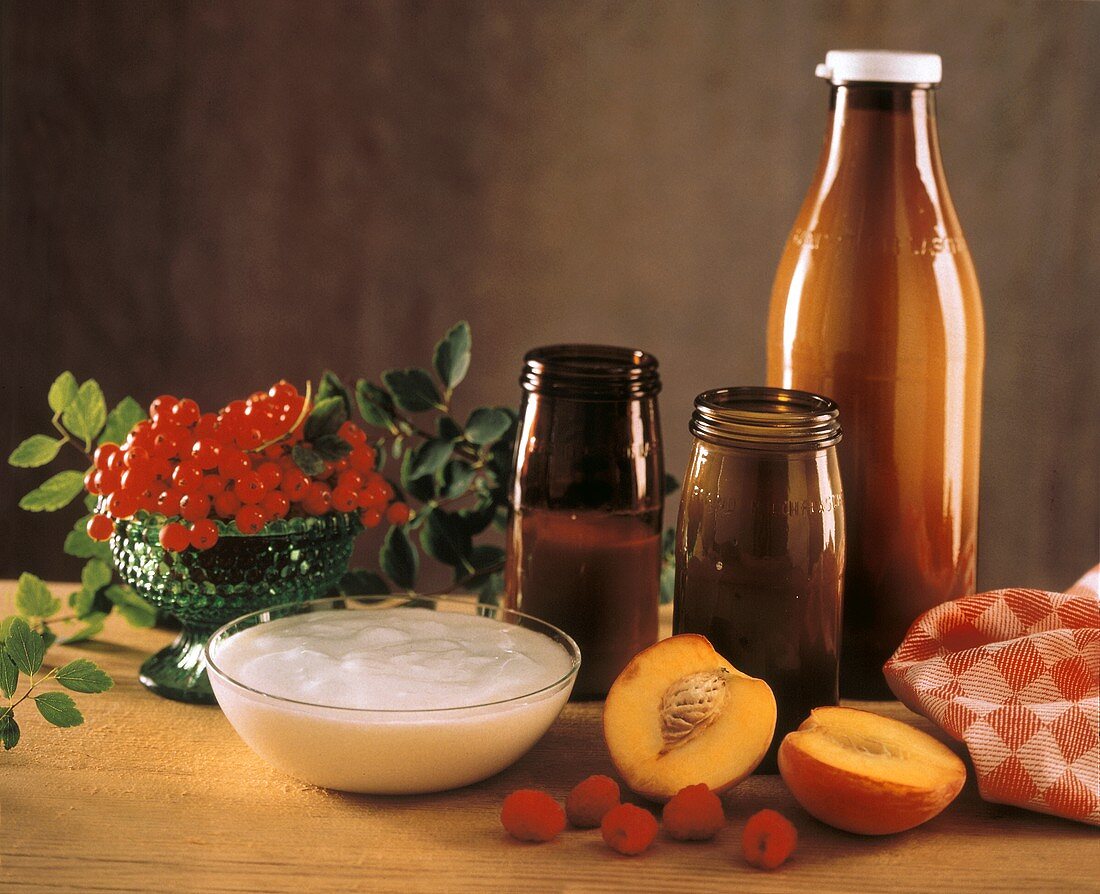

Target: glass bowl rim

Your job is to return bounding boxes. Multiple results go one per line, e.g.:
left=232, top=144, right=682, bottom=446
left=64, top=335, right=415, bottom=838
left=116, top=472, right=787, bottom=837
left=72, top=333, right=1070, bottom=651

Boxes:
left=110, top=509, right=362, bottom=539
left=204, top=594, right=582, bottom=714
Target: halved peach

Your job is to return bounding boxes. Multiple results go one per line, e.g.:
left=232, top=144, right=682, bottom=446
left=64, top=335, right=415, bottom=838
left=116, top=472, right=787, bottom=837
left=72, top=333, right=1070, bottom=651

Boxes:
left=603, top=634, right=776, bottom=802
left=778, top=706, right=966, bottom=835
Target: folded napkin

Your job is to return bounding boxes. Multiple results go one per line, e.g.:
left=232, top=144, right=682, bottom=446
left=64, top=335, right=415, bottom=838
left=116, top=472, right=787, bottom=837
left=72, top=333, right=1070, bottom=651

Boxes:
left=884, top=566, right=1100, bottom=825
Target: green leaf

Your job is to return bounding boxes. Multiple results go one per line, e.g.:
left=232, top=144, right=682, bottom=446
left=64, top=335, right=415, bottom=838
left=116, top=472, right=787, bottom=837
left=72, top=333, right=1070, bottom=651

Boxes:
left=311, top=433, right=352, bottom=462
left=40, top=623, right=57, bottom=651
left=8, top=434, right=63, bottom=468
left=469, top=544, right=506, bottom=572
left=0, top=713, right=20, bottom=750
left=465, top=407, right=512, bottom=446
left=61, top=379, right=107, bottom=443
left=436, top=416, right=462, bottom=442
left=472, top=571, right=504, bottom=605
left=291, top=445, right=326, bottom=477
left=15, top=573, right=60, bottom=618
left=399, top=450, right=437, bottom=503
left=458, top=499, right=498, bottom=536
left=663, top=473, right=681, bottom=498
left=355, top=380, right=397, bottom=431
left=410, top=439, right=453, bottom=479
left=19, top=469, right=86, bottom=512
left=433, top=321, right=472, bottom=391
left=105, top=585, right=156, bottom=628
left=337, top=570, right=391, bottom=596
left=420, top=509, right=473, bottom=569
left=0, top=653, right=19, bottom=699
left=380, top=526, right=419, bottom=590
left=99, top=396, right=146, bottom=446
left=382, top=368, right=444, bottom=414
left=4, top=618, right=44, bottom=675
left=304, top=396, right=348, bottom=441
left=60, top=613, right=107, bottom=644
left=317, top=370, right=353, bottom=417
left=34, top=692, right=83, bottom=728
left=441, top=460, right=477, bottom=500
left=56, top=658, right=114, bottom=694
left=64, top=516, right=112, bottom=562
left=0, top=616, right=18, bottom=641
left=81, top=559, right=112, bottom=596
left=48, top=372, right=79, bottom=414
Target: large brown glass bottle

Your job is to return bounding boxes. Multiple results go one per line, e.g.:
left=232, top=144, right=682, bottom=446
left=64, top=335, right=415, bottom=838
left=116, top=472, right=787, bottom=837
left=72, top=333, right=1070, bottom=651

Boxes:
left=767, top=51, right=985, bottom=698
left=504, top=345, right=664, bottom=700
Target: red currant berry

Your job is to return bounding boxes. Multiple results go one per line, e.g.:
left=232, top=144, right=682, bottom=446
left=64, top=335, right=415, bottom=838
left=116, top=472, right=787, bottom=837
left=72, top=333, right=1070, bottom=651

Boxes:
left=172, top=461, right=204, bottom=494
left=87, top=513, right=115, bottom=542
left=179, top=492, right=212, bottom=522
left=359, top=479, right=389, bottom=509
left=158, top=522, right=191, bottom=552
left=84, top=468, right=99, bottom=495
left=386, top=502, right=411, bottom=526
left=98, top=467, right=123, bottom=495
left=154, top=488, right=182, bottom=517
left=337, top=470, right=365, bottom=492
left=149, top=395, right=178, bottom=420
left=360, top=508, right=383, bottom=528
left=213, top=490, right=241, bottom=518
left=171, top=397, right=200, bottom=428
left=349, top=445, right=377, bottom=474
left=338, top=421, right=367, bottom=446
left=189, top=519, right=219, bottom=551
left=190, top=438, right=220, bottom=470
left=255, top=462, right=283, bottom=490
left=279, top=469, right=310, bottom=500
left=193, top=412, right=219, bottom=439
left=93, top=443, right=120, bottom=471
left=121, top=466, right=154, bottom=493
left=235, top=427, right=263, bottom=451
left=268, top=380, right=299, bottom=403
left=234, top=470, right=266, bottom=504
left=331, top=485, right=359, bottom=513
left=106, top=491, right=138, bottom=519
left=234, top=505, right=268, bottom=534
left=217, top=448, right=251, bottom=480
left=260, top=491, right=290, bottom=519
left=301, top=482, right=333, bottom=516
left=200, top=474, right=226, bottom=497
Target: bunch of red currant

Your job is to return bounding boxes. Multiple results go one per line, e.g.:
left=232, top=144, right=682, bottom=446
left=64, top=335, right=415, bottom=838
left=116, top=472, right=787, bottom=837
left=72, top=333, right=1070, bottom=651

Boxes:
left=84, top=381, right=409, bottom=552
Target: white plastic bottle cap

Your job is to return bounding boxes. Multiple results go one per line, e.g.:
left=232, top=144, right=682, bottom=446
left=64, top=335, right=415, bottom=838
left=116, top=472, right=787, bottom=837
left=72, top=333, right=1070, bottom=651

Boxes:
left=815, top=50, right=942, bottom=86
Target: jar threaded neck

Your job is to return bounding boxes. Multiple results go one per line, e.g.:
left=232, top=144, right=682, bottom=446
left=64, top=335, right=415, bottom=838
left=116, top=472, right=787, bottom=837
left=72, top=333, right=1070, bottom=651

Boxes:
left=690, top=387, right=841, bottom=450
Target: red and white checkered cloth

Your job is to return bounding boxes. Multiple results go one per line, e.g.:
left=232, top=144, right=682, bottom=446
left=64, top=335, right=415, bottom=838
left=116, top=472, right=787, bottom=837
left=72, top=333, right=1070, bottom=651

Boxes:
left=884, top=566, right=1100, bottom=825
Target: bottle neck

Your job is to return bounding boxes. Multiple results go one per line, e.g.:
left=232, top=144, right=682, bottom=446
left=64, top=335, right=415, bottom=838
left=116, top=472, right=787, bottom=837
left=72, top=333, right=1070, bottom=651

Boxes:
left=816, top=83, right=947, bottom=199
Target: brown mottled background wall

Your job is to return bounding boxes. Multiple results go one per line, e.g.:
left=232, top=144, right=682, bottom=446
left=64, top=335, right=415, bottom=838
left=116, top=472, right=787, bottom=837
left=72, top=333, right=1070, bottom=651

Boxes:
left=2, top=1, right=1098, bottom=589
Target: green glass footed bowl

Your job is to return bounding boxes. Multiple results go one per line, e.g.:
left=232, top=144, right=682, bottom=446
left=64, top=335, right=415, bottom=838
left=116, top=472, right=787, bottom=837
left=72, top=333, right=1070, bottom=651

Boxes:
left=110, top=512, right=362, bottom=704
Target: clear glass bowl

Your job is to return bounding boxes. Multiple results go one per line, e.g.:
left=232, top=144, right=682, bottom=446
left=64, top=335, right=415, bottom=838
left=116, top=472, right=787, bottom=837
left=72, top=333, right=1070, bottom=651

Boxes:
left=110, top=512, right=361, bottom=704
left=205, top=595, right=581, bottom=794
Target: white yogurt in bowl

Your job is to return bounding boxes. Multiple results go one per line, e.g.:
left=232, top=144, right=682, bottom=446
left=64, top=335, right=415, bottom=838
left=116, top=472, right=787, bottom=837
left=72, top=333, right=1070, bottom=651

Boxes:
left=206, top=596, right=580, bottom=794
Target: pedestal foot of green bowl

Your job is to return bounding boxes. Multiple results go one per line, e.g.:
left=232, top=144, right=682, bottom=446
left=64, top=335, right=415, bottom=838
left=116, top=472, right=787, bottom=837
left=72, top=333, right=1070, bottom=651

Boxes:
left=139, top=626, right=217, bottom=704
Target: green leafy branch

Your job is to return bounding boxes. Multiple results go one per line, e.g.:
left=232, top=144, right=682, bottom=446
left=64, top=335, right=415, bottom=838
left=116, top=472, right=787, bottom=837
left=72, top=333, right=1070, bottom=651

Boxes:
left=325, top=322, right=516, bottom=603
left=0, top=615, right=113, bottom=750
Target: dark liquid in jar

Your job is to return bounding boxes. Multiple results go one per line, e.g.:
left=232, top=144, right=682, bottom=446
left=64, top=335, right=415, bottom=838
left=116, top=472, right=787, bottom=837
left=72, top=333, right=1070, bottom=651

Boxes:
left=674, top=451, right=843, bottom=772
left=506, top=507, right=660, bottom=700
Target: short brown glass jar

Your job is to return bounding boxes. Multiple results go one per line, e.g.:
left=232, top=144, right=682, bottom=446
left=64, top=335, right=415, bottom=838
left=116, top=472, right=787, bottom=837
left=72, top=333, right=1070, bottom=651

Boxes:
left=504, top=345, right=664, bottom=700
left=672, top=387, right=845, bottom=772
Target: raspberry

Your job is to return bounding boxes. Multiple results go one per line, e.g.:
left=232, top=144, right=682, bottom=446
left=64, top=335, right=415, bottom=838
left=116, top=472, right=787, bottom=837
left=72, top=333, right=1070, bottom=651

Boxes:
left=601, top=803, right=658, bottom=856
left=662, top=784, right=725, bottom=841
left=742, top=809, right=797, bottom=870
left=87, top=513, right=115, bottom=542
left=500, top=790, right=566, bottom=843
left=190, top=519, right=219, bottom=550
left=158, top=522, right=191, bottom=552
left=566, top=775, right=620, bottom=828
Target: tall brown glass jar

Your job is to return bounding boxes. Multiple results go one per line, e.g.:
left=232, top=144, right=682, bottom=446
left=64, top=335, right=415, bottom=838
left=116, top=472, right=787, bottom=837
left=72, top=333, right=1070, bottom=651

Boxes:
left=504, top=345, right=664, bottom=700
left=673, top=387, right=844, bottom=772
left=767, top=51, right=984, bottom=698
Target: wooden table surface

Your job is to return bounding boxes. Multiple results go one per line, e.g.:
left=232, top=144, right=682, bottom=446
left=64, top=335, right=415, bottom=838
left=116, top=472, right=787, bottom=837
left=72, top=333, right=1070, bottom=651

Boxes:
left=2, top=581, right=1097, bottom=894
